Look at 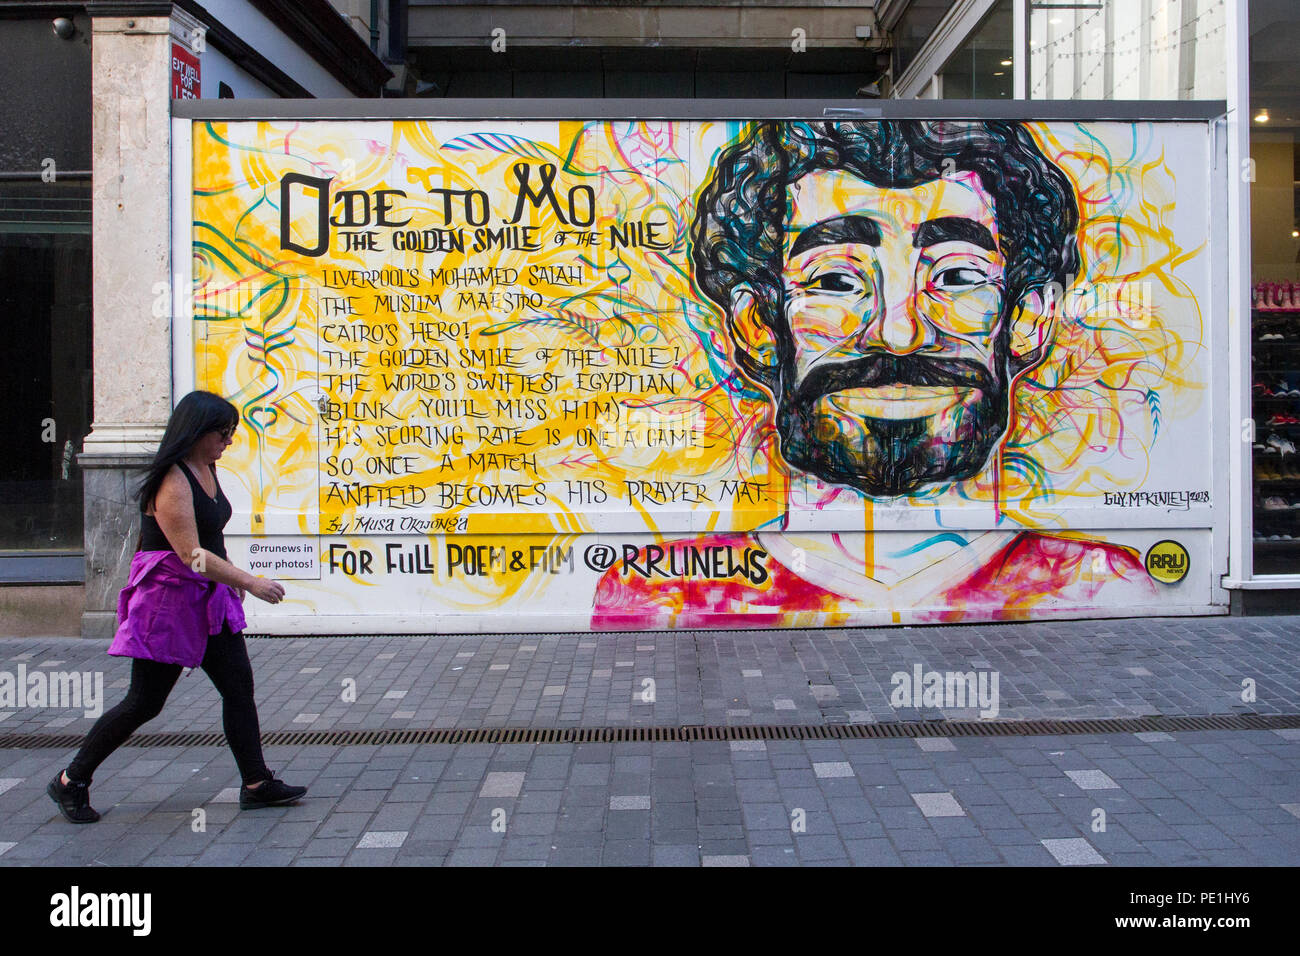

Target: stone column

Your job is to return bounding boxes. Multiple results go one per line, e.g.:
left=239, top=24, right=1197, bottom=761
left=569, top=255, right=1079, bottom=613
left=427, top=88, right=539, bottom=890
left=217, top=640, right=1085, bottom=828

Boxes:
left=80, top=7, right=205, bottom=637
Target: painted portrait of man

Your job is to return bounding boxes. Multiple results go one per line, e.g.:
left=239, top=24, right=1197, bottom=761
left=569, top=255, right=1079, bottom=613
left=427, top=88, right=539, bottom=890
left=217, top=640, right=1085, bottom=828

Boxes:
left=593, top=120, right=1156, bottom=629
left=695, top=120, right=1083, bottom=497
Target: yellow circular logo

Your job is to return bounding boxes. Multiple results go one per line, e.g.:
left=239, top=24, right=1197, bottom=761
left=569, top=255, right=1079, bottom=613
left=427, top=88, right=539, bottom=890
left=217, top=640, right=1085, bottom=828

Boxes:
left=1145, top=540, right=1190, bottom=584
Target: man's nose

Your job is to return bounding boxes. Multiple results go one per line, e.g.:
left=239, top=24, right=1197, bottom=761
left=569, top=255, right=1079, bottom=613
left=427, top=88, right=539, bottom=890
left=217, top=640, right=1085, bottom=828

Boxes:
left=853, top=285, right=929, bottom=355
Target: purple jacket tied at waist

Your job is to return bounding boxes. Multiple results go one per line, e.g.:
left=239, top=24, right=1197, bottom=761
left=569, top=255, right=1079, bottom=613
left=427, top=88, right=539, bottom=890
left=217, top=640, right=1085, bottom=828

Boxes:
left=108, top=551, right=246, bottom=667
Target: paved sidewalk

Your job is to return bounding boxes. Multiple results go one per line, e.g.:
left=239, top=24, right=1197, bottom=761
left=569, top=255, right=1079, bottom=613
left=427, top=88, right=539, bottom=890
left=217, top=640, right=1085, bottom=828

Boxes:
left=1, top=614, right=1298, bottom=866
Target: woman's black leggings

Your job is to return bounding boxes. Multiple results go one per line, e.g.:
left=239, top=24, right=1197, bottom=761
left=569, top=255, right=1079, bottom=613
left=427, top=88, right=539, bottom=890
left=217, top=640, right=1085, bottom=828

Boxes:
left=67, top=627, right=270, bottom=786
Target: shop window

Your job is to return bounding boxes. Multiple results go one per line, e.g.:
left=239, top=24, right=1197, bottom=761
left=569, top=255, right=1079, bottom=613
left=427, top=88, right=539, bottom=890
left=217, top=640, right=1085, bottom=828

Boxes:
left=936, top=0, right=1014, bottom=99
left=0, top=181, right=91, bottom=557
left=1249, top=0, right=1300, bottom=574
left=1028, top=0, right=1226, bottom=100
left=893, top=0, right=957, bottom=81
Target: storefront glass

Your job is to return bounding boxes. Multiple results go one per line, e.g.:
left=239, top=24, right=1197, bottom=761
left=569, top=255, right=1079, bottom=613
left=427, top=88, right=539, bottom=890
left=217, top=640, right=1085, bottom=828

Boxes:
left=1028, top=0, right=1226, bottom=100
left=0, top=15, right=91, bottom=582
left=0, top=181, right=92, bottom=557
left=1249, top=0, right=1300, bottom=575
left=936, top=0, right=1013, bottom=99
left=892, top=0, right=958, bottom=82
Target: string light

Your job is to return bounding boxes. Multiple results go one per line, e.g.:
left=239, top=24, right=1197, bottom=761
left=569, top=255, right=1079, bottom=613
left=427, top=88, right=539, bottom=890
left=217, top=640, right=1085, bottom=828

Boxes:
left=1027, top=0, right=1227, bottom=98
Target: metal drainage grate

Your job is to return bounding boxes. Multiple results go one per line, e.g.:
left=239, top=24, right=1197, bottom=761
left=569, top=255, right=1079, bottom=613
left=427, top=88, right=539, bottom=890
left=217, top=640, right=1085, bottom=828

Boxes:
left=1, top=713, right=1298, bottom=750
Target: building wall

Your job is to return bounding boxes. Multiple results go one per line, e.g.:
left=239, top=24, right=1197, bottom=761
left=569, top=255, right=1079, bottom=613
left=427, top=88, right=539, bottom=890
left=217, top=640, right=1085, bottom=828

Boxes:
left=408, top=1, right=876, bottom=48
left=0, top=2, right=390, bottom=638
left=197, top=0, right=359, bottom=97
left=200, top=43, right=278, bottom=99
left=403, top=0, right=886, bottom=99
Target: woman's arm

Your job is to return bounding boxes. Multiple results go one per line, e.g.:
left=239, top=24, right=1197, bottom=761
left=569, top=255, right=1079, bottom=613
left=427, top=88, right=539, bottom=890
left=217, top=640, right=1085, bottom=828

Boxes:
left=150, top=466, right=285, bottom=604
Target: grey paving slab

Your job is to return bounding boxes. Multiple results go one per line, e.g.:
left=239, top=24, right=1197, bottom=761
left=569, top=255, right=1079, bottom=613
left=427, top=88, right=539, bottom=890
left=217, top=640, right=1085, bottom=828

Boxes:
left=479, top=772, right=525, bottom=798
left=1065, top=769, right=1121, bottom=790
left=912, top=792, right=966, bottom=818
left=1041, top=837, right=1108, bottom=865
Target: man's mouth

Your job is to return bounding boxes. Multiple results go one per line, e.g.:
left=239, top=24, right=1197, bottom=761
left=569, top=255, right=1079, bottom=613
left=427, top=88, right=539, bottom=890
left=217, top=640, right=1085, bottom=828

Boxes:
left=824, top=385, right=973, bottom=420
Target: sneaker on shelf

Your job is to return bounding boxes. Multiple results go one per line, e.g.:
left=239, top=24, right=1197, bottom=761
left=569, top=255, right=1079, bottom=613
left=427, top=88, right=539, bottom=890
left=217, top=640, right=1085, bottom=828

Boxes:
left=46, top=771, right=100, bottom=824
left=1267, top=435, right=1297, bottom=456
left=239, top=773, right=307, bottom=810
left=1263, top=496, right=1290, bottom=510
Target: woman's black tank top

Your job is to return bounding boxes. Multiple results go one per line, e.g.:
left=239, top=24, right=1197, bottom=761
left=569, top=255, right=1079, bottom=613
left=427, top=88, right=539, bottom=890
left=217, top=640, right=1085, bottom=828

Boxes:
left=139, top=462, right=232, bottom=560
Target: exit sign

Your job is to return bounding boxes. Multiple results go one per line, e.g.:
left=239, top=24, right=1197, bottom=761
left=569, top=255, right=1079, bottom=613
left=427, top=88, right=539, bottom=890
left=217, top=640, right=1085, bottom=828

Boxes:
left=171, top=42, right=200, bottom=99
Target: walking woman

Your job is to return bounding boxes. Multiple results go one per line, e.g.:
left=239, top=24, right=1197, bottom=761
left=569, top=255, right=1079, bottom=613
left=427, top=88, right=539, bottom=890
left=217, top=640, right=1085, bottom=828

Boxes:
left=48, top=390, right=306, bottom=823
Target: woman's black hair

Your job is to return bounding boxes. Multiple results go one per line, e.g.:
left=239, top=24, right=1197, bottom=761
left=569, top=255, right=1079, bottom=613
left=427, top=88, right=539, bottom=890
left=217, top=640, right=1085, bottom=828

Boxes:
left=135, top=390, right=239, bottom=509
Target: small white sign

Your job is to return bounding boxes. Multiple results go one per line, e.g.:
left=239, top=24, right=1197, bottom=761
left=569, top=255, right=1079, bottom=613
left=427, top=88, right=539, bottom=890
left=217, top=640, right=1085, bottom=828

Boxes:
left=229, top=537, right=320, bottom=580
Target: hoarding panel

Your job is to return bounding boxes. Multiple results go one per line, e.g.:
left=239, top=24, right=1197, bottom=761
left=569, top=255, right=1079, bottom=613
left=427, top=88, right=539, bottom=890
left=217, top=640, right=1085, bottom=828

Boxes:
left=189, top=117, right=1219, bottom=631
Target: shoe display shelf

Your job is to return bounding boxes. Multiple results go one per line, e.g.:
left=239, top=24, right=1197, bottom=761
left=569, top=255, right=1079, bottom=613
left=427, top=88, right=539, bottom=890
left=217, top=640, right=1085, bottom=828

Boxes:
left=1251, top=304, right=1300, bottom=574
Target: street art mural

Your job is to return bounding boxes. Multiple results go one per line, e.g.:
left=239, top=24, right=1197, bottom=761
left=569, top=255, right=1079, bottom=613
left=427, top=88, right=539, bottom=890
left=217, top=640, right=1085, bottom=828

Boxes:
left=186, top=118, right=1216, bottom=632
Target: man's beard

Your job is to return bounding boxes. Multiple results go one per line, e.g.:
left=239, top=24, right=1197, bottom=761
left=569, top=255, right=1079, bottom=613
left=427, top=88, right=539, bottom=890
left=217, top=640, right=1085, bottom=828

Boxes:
left=774, top=351, right=1010, bottom=497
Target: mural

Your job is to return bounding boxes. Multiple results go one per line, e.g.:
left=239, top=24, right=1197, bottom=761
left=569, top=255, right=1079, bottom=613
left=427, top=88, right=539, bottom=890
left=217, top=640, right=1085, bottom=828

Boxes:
left=187, top=118, right=1215, bottom=632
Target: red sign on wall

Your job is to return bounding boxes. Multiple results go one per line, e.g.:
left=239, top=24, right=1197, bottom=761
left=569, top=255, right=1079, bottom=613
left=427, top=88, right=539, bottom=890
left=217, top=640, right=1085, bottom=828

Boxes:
left=171, top=42, right=200, bottom=99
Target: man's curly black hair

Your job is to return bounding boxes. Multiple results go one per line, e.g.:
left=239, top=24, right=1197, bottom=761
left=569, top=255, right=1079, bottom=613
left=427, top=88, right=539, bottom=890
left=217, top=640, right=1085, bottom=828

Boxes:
left=690, top=121, right=1081, bottom=391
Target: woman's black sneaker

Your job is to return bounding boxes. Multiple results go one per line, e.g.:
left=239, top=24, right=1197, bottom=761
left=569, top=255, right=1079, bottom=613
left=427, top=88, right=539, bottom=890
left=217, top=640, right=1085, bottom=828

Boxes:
left=47, top=772, right=100, bottom=824
left=239, top=774, right=307, bottom=809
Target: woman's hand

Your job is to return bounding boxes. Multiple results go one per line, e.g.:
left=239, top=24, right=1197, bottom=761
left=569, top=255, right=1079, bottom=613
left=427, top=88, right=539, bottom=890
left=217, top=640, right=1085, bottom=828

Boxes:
left=246, top=577, right=286, bottom=605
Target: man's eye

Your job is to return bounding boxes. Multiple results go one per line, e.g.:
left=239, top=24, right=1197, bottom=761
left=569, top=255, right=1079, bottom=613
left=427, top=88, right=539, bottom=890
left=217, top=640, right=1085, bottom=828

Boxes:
left=931, top=266, right=990, bottom=291
left=805, top=272, right=863, bottom=294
